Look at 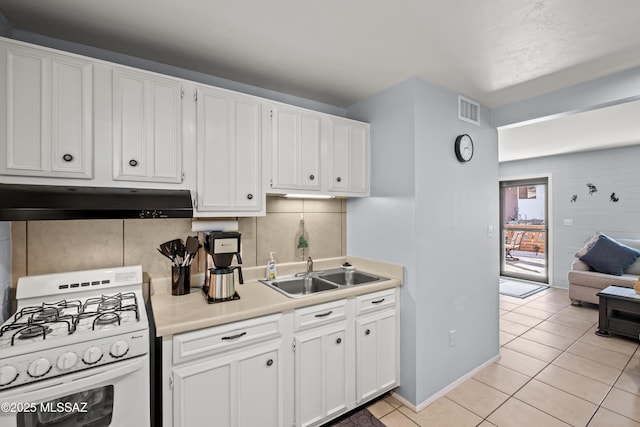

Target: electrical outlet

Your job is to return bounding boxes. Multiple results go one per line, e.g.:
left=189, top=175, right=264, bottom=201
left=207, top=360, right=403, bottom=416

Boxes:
left=449, top=330, right=456, bottom=347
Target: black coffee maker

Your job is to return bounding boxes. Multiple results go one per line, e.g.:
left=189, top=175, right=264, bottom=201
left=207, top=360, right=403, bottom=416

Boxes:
left=203, top=231, right=243, bottom=303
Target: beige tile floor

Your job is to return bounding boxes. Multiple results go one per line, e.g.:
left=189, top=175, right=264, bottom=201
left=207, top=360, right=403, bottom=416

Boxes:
left=365, top=287, right=640, bottom=427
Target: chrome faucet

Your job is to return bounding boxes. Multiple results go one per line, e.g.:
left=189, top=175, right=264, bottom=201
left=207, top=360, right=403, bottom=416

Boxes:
left=306, top=257, right=313, bottom=273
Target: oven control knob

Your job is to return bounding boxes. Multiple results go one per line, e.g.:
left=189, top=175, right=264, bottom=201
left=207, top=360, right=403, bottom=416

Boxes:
left=82, top=346, right=103, bottom=365
left=110, top=341, right=129, bottom=358
left=0, top=365, right=18, bottom=386
left=57, top=352, right=78, bottom=371
left=27, top=358, right=51, bottom=378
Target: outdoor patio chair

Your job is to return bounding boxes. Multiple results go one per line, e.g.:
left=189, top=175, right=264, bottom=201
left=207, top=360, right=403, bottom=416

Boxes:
left=505, top=231, right=525, bottom=261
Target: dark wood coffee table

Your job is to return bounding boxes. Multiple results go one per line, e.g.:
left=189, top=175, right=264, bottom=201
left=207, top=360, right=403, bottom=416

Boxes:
left=596, top=285, right=640, bottom=340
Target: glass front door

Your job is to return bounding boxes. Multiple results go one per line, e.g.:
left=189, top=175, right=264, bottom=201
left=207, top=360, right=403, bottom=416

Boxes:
left=500, top=178, right=549, bottom=283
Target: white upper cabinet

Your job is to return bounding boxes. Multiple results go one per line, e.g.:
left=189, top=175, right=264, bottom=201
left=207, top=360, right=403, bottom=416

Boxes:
left=112, top=68, right=183, bottom=183
left=268, top=103, right=370, bottom=197
left=328, top=117, right=370, bottom=196
left=0, top=42, right=93, bottom=179
left=270, top=105, right=322, bottom=192
left=195, top=86, right=263, bottom=214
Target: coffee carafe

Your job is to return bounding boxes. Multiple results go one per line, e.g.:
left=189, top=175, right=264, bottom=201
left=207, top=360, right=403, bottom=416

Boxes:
left=203, top=231, right=243, bottom=303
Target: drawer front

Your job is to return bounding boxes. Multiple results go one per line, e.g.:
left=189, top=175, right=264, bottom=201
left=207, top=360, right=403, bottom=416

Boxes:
left=294, top=299, right=347, bottom=332
left=173, top=313, right=281, bottom=364
left=355, top=289, right=396, bottom=316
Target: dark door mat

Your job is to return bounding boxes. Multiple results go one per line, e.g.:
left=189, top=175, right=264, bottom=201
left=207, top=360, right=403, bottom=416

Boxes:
left=324, top=408, right=386, bottom=427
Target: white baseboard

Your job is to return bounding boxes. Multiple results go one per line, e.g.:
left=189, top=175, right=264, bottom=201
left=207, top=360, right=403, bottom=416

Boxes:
left=392, top=354, right=500, bottom=413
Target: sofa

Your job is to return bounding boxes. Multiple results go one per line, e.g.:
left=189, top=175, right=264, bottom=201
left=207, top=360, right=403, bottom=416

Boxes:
left=568, top=235, right=640, bottom=305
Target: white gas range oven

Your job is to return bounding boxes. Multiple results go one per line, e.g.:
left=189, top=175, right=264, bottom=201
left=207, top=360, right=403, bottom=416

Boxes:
left=0, top=266, right=150, bottom=427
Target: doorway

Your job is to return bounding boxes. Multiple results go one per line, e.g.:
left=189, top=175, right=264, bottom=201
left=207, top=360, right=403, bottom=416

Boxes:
left=500, top=177, right=549, bottom=284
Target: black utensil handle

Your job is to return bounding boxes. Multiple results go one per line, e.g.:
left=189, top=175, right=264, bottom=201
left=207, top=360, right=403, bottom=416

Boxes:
left=221, top=332, right=246, bottom=341
left=315, top=310, right=333, bottom=318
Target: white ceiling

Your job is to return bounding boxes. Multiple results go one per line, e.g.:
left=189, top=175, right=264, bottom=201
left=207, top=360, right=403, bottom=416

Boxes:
left=2, top=0, right=640, bottom=159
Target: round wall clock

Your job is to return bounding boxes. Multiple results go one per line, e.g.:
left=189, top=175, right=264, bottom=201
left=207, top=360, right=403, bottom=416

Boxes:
left=454, top=134, right=474, bottom=162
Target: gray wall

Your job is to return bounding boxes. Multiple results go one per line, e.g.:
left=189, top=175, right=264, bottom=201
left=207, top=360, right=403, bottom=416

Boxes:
left=347, top=78, right=418, bottom=402
left=9, top=30, right=346, bottom=117
left=347, top=77, right=500, bottom=406
left=500, top=144, right=640, bottom=288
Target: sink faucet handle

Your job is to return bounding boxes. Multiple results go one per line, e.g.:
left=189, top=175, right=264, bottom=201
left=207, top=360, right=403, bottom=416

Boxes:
left=307, top=257, right=313, bottom=273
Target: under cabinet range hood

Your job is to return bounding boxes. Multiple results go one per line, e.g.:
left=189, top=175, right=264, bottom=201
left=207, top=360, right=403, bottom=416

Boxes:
left=0, top=184, right=193, bottom=220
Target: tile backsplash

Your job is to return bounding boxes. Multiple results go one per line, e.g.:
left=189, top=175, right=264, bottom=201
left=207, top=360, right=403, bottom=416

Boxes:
left=9, top=196, right=346, bottom=289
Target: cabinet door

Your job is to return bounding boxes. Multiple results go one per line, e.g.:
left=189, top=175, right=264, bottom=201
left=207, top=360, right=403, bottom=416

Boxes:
left=173, top=357, right=233, bottom=427
left=237, top=349, right=279, bottom=427
left=113, top=69, right=182, bottom=183
left=173, top=344, right=281, bottom=427
left=328, top=118, right=369, bottom=195
left=355, top=310, right=397, bottom=403
left=295, top=323, right=348, bottom=427
left=271, top=106, right=321, bottom=191
left=196, top=87, right=262, bottom=212
left=0, top=43, right=92, bottom=178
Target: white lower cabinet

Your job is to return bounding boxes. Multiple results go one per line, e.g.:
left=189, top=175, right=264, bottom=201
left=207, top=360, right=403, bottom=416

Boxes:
left=163, top=288, right=399, bottom=427
left=172, top=344, right=280, bottom=427
left=355, top=289, right=398, bottom=403
left=167, top=314, right=286, bottom=427
left=294, top=300, right=352, bottom=427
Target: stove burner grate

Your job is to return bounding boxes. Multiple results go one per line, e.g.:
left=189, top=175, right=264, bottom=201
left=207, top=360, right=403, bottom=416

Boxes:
left=18, top=325, right=52, bottom=339
left=1, top=291, right=141, bottom=346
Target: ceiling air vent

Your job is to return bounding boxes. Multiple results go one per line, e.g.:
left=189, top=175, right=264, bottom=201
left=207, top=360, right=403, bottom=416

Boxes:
left=458, top=95, right=480, bottom=125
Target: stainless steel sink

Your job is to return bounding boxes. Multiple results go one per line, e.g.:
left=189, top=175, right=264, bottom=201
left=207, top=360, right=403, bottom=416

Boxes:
left=260, top=276, right=339, bottom=298
left=318, top=269, right=386, bottom=286
left=260, top=268, right=389, bottom=298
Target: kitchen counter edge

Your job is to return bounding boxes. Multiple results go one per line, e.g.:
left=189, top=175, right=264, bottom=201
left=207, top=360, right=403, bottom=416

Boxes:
left=151, top=259, right=402, bottom=337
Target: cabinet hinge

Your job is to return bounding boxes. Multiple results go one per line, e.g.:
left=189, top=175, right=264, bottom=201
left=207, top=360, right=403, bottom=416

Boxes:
left=194, top=90, right=198, bottom=102
left=292, top=340, right=296, bottom=352
left=270, top=109, right=273, bottom=118
left=180, top=89, right=184, bottom=99
left=169, top=374, right=174, bottom=390
left=181, top=172, right=185, bottom=182
left=193, top=194, right=198, bottom=209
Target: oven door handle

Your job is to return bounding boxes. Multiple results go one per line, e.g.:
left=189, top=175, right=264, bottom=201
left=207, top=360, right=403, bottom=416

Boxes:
left=0, top=356, right=147, bottom=403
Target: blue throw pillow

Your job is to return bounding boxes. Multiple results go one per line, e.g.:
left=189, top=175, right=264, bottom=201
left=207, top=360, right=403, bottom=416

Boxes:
left=579, top=234, right=640, bottom=276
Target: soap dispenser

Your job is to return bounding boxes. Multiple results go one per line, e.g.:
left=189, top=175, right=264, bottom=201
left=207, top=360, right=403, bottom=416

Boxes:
left=267, top=252, right=277, bottom=279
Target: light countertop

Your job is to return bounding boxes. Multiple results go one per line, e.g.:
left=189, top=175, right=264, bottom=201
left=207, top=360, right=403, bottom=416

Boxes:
left=150, top=256, right=402, bottom=337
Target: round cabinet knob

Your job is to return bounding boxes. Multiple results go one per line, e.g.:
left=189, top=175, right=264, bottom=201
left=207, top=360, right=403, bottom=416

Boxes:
left=365, top=329, right=371, bottom=336
left=336, top=177, right=342, bottom=182
left=336, top=338, right=342, bottom=344
left=266, top=359, right=274, bottom=367
left=110, top=341, right=129, bottom=358
left=247, top=194, right=253, bottom=200
left=309, top=174, right=315, bottom=181
left=0, top=365, right=18, bottom=386
left=56, top=352, right=78, bottom=371
left=83, top=346, right=103, bottom=365
left=129, top=159, right=138, bottom=167
left=28, top=358, right=52, bottom=378
left=62, top=153, right=73, bottom=162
